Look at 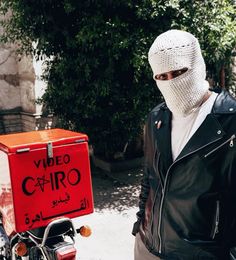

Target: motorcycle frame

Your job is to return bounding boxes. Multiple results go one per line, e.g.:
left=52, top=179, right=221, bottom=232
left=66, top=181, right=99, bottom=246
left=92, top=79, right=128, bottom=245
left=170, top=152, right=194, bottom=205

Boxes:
left=10, top=217, right=76, bottom=260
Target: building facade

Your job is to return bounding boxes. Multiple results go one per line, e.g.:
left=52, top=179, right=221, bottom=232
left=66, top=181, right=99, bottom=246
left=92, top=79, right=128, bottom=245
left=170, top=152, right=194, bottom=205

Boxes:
left=0, top=45, right=55, bottom=135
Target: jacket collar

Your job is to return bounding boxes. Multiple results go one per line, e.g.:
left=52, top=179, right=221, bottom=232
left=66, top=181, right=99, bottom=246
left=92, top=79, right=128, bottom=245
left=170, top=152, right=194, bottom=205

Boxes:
left=153, top=89, right=236, bottom=162
left=176, top=89, right=236, bottom=160
left=176, top=113, right=225, bottom=160
left=154, top=105, right=173, bottom=169
left=212, top=89, right=236, bottom=114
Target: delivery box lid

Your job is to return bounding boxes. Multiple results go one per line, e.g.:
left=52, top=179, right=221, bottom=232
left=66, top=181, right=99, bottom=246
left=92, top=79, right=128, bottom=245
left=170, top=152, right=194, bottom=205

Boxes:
left=0, top=129, right=88, bottom=153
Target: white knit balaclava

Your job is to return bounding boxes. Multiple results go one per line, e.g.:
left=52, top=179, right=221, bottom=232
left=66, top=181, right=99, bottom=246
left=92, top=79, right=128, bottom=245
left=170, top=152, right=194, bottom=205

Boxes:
left=148, top=29, right=209, bottom=117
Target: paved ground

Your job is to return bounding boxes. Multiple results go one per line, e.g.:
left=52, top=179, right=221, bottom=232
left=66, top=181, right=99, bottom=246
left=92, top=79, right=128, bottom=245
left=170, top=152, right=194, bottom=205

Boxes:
left=72, top=165, right=143, bottom=260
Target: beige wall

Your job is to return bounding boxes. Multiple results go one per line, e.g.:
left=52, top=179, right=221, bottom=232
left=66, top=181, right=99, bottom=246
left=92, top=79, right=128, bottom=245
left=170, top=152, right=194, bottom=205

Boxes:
left=0, top=42, right=55, bottom=134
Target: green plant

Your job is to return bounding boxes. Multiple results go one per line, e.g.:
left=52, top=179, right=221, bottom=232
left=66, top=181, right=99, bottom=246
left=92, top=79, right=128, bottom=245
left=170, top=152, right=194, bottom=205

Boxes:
left=176, top=0, right=236, bottom=89
left=1, top=0, right=235, bottom=160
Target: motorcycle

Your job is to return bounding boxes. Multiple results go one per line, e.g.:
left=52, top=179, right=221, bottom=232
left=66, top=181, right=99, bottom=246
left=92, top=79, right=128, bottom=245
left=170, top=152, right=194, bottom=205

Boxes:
left=0, top=216, right=92, bottom=259
left=0, top=129, right=94, bottom=260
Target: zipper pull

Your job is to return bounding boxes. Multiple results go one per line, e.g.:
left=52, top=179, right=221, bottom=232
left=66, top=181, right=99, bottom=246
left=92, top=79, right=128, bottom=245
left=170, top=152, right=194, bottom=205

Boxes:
left=204, top=134, right=235, bottom=158
left=212, top=200, right=220, bottom=239
left=229, top=134, right=235, bottom=148
left=213, top=221, right=219, bottom=239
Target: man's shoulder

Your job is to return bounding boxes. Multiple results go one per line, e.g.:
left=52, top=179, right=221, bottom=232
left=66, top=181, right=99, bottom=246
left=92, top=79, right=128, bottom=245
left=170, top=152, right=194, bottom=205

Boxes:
left=150, top=101, right=167, bottom=114
left=145, top=102, right=168, bottom=125
left=212, top=89, right=236, bottom=114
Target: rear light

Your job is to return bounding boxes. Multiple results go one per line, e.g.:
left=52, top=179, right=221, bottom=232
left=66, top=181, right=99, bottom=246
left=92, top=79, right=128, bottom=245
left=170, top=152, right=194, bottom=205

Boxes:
left=56, top=246, right=76, bottom=260
left=15, top=241, right=28, bottom=256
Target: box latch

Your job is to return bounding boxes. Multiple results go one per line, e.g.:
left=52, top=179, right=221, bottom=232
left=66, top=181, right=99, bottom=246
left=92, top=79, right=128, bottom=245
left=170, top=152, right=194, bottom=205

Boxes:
left=47, top=142, right=53, bottom=158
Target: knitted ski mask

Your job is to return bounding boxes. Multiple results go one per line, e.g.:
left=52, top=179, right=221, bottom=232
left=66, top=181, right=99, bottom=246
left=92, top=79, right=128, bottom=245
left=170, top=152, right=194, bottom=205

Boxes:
left=148, top=30, right=209, bottom=117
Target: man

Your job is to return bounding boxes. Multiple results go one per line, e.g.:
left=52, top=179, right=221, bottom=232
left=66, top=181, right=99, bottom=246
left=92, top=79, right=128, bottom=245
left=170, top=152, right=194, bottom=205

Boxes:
left=133, top=29, right=236, bottom=260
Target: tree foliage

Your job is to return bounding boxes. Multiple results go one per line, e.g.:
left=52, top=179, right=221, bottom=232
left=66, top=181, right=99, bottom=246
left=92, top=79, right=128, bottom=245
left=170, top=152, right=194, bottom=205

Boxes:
left=1, top=0, right=235, bottom=160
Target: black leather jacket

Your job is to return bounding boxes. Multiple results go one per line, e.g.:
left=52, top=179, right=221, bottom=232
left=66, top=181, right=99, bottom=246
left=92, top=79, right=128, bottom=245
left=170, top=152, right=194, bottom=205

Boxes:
left=133, top=90, right=236, bottom=260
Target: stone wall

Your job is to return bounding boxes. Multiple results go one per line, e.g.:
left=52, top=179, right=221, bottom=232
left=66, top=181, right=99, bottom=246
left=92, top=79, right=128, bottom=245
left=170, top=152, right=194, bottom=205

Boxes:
left=0, top=45, right=25, bottom=134
left=0, top=110, right=22, bottom=134
left=0, top=11, right=59, bottom=135
left=0, top=43, right=56, bottom=135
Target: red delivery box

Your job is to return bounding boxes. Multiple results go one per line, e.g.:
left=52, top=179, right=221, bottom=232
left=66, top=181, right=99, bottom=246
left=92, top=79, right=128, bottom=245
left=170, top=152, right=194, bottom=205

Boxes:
left=0, top=128, right=94, bottom=236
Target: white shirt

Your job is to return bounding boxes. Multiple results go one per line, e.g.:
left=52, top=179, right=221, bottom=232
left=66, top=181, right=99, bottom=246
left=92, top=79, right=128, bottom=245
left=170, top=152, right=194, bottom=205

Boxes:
left=171, top=92, right=218, bottom=161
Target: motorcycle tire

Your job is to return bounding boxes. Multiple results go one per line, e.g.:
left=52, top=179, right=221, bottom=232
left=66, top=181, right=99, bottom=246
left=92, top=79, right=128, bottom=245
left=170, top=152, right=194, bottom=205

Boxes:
left=28, top=247, right=44, bottom=260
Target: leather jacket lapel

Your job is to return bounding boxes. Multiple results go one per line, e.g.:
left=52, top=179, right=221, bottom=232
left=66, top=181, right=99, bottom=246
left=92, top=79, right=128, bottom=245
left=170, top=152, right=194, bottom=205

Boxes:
left=176, top=89, right=236, bottom=160
left=176, top=114, right=225, bottom=160
left=151, top=90, right=235, bottom=167
left=154, top=107, right=173, bottom=172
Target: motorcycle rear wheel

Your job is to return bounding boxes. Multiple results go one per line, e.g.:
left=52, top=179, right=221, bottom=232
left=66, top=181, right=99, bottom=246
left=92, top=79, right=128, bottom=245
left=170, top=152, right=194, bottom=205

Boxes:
left=28, top=247, right=44, bottom=260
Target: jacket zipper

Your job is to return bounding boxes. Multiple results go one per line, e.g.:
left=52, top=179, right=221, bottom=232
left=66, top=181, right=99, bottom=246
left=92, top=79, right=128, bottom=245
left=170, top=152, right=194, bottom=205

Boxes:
left=204, top=134, right=235, bottom=158
left=157, top=135, right=224, bottom=254
left=150, top=152, right=161, bottom=250
left=157, top=179, right=166, bottom=253
left=211, top=200, right=220, bottom=239
left=153, top=151, right=164, bottom=189
left=150, top=183, right=160, bottom=250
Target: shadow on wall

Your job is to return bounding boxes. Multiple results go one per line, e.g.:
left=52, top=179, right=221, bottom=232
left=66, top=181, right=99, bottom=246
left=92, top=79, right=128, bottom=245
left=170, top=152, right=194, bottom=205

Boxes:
left=0, top=115, right=6, bottom=134
left=90, top=166, right=143, bottom=213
